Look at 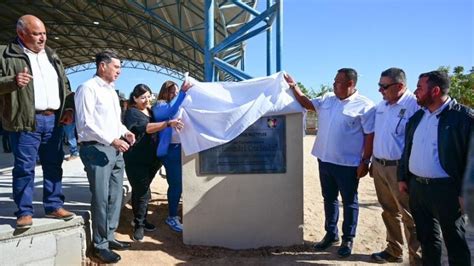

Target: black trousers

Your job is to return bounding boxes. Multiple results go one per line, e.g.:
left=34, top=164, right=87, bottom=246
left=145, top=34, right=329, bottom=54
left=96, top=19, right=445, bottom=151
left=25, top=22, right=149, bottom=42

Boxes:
left=2, top=132, right=11, bottom=152
left=125, top=160, right=162, bottom=227
left=409, top=178, right=471, bottom=266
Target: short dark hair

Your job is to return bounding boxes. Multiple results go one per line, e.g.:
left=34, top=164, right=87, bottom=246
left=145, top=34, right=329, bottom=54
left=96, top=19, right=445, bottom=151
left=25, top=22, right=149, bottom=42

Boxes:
left=419, top=70, right=450, bottom=95
left=381, top=67, right=406, bottom=85
left=338, top=68, right=358, bottom=85
left=95, top=50, right=120, bottom=68
left=128, top=84, right=152, bottom=106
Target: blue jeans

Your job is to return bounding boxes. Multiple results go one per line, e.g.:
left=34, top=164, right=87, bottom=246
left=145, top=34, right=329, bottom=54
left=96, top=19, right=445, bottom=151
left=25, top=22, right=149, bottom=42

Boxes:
left=63, top=123, right=78, bottom=156
left=9, top=114, right=65, bottom=217
left=318, top=159, right=359, bottom=241
left=159, top=143, right=182, bottom=217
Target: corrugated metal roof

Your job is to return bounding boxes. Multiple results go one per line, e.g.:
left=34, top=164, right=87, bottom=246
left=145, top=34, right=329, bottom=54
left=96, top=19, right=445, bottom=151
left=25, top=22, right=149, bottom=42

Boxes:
left=0, top=0, right=257, bottom=80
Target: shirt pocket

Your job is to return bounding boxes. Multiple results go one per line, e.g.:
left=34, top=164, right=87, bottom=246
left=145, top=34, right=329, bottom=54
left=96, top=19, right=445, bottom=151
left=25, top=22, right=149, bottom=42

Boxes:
left=341, top=111, right=360, bottom=131
left=392, top=116, right=408, bottom=136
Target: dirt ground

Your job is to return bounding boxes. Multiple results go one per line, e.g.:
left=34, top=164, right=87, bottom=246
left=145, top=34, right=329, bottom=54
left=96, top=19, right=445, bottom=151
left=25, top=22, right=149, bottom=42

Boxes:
left=106, top=136, right=409, bottom=265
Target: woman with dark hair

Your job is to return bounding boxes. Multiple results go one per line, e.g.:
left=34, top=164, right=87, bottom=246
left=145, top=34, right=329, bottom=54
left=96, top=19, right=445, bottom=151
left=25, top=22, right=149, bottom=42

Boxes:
left=152, top=80, right=192, bottom=232
left=123, top=83, right=183, bottom=241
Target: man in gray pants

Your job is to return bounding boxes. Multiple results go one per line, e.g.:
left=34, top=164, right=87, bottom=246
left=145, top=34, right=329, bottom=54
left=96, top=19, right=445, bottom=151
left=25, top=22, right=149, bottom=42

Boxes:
left=75, top=50, right=135, bottom=264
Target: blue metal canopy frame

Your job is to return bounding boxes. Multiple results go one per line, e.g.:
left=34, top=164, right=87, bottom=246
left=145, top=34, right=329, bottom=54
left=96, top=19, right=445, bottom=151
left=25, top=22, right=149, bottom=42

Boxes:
left=205, top=0, right=283, bottom=81
left=0, top=0, right=282, bottom=82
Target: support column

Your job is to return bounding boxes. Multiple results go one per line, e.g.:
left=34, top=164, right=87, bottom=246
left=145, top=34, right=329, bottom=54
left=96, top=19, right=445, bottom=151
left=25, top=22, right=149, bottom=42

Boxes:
left=266, top=0, right=272, bottom=75
left=276, top=0, right=283, bottom=71
left=204, top=0, right=215, bottom=81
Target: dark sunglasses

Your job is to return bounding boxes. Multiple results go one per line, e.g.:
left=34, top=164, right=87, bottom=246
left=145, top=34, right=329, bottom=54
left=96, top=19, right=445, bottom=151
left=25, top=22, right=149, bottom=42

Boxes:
left=378, top=83, right=400, bottom=90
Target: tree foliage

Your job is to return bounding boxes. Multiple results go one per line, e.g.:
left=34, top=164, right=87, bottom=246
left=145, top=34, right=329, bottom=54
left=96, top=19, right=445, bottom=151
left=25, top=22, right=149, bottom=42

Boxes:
left=297, top=82, right=332, bottom=99
left=438, top=66, right=474, bottom=107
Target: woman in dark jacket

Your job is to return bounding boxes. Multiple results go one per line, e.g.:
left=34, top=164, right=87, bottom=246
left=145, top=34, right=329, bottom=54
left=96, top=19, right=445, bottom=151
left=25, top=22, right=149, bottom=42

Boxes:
left=123, top=84, right=183, bottom=241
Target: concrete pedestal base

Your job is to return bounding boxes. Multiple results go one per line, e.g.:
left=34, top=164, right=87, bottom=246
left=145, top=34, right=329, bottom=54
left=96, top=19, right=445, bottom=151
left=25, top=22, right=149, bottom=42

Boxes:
left=183, top=113, right=304, bottom=249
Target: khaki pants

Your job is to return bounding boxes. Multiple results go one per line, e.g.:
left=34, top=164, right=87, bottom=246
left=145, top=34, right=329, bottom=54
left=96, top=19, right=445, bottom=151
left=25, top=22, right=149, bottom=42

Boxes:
left=372, top=160, right=422, bottom=265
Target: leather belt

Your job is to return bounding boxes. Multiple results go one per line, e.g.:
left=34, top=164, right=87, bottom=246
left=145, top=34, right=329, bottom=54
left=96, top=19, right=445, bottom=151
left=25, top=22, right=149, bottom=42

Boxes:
left=373, top=157, right=399, bottom=166
left=80, top=141, right=100, bottom=146
left=35, top=109, right=56, bottom=116
left=414, top=176, right=452, bottom=185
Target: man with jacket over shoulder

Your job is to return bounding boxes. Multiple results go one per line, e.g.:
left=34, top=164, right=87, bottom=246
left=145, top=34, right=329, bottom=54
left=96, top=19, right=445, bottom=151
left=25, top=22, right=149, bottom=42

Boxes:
left=398, top=70, right=473, bottom=266
left=0, top=14, right=75, bottom=229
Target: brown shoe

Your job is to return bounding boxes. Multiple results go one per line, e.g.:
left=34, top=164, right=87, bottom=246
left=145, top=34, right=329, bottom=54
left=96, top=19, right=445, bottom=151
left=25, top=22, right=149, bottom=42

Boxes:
left=66, top=155, right=79, bottom=161
left=16, top=215, right=33, bottom=229
left=45, top=208, right=75, bottom=220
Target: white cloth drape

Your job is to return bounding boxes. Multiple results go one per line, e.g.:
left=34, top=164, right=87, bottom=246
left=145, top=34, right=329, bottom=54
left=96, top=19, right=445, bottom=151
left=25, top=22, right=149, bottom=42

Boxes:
left=179, top=71, right=304, bottom=155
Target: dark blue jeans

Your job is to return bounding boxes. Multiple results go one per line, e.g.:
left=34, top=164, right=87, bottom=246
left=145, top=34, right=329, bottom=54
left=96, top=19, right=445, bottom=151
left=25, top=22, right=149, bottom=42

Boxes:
left=9, top=114, right=65, bottom=217
left=318, top=159, right=359, bottom=241
left=159, top=143, right=182, bottom=217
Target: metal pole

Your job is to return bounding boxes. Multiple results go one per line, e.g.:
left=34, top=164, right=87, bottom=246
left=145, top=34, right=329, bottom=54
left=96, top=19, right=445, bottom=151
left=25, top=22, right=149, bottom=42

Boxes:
left=266, top=0, right=272, bottom=75
left=204, top=0, right=215, bottom=81
left=276, top=0, right=282, bottom=71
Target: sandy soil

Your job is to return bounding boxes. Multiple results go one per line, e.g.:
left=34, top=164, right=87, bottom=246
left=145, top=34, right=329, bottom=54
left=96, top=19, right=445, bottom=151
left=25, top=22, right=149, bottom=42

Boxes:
left=102, top=136, right=410, bottom=265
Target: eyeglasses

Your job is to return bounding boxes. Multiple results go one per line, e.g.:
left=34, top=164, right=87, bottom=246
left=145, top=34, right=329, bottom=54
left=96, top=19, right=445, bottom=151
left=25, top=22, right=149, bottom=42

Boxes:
left=378, top=83, right=399, bottom=90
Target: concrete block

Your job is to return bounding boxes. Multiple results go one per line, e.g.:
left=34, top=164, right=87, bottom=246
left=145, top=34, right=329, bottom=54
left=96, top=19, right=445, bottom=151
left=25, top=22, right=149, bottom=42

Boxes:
left=183, top=113, right=304, bottom=249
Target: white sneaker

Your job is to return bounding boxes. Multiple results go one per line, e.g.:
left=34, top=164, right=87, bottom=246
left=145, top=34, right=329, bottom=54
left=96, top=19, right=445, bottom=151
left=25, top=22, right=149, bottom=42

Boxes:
left=165, top=216, right=183, bottom=232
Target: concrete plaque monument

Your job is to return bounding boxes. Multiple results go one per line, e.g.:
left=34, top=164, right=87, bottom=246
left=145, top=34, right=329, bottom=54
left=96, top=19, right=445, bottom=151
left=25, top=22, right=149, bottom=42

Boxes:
left=182, top=112, right=304, bottom=249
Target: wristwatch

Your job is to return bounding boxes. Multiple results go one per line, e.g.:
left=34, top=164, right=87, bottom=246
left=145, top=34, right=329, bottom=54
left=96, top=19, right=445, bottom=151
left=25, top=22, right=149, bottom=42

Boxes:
left=361, top=158, right=371, bottom=165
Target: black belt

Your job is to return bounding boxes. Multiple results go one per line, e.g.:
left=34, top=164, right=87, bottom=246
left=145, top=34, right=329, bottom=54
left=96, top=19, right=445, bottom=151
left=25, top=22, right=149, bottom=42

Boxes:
left=373, top=157, right=399, bottom=166
left=414, top=175, right=452, bottom=185
left=80, top=141, right=100, bottom=146
left=35, top=109, right=56, bottom=116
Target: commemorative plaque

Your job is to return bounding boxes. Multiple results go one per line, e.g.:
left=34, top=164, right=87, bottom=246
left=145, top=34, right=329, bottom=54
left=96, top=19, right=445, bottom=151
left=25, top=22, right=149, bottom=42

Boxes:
left=199, top=115, right=286, bottom=174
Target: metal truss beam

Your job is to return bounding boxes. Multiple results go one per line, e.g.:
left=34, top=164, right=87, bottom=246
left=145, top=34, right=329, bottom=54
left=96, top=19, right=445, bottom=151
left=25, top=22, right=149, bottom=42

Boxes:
left=205, top=0, right=283, bottom=81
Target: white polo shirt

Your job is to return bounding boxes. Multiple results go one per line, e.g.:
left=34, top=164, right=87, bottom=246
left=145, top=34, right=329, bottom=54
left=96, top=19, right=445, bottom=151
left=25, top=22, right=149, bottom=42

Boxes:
left=75, top=76, right=128, bottom=145
left=311, top=91, right=375, bottom=167
left=409, top=98, right=451, bottom=178
left=373, top=90, right=419, bottom=160
left=22, top=45, right=60, bottom=111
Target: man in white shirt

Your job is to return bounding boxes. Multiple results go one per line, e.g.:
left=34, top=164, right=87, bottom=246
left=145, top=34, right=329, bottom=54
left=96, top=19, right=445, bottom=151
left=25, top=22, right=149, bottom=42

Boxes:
left=0, top=15, right=75, bottom=229
left=285, top=68, right=375, bottom=258
left=398, top=70, right=472, bottom=265
left=75, top=50, right=135, bottom=264
left=370, top=68, right=421, bottom=264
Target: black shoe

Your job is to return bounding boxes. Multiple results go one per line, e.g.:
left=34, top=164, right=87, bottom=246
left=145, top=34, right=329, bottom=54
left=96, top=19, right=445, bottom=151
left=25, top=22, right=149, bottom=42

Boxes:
left=314, top=234, right=340, bottom=251
left=131, top=219, right=156, bottom=232
left=93, top=248, right=121, bottom=264
left=337, top=240, right=353, bottom=258
left=133, top=226, right=145, bottom=242
left=109, top=239, right=131, bottom=250
left=371, top=250, right=403, bottom=263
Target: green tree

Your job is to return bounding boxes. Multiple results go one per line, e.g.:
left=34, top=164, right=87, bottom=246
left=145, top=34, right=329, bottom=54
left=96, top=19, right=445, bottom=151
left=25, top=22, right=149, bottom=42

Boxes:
left=438, top=66, right=474, bottom=107
left=296, top=82, right=332, bottom=99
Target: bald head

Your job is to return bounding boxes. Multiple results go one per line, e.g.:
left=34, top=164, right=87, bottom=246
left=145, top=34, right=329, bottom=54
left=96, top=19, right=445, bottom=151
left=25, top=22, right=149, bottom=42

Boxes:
left=16, top=15, right=47, bottom=53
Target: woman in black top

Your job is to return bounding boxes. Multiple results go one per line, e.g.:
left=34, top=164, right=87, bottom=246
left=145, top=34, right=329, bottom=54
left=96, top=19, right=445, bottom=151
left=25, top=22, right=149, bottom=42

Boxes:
left=123, top=84, right=183, bottom=242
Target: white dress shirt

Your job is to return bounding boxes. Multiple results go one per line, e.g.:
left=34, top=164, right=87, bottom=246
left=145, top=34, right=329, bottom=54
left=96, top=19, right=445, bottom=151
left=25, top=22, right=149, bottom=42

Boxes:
left=311, top=91, right=375, bottom=167
left=22, top=45, right=60, bottom=111
left=373, top=90, right=419, bottom=160
left=409, top=98, right=451, bottom=178
left=75, top=76, right=128, bottom=145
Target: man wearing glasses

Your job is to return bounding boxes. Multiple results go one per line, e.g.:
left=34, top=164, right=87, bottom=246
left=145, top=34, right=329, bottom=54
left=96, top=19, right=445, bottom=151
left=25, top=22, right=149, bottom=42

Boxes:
left=370, top=68, right=421, bottom=264
left=398, top=70, right=472, bottom=265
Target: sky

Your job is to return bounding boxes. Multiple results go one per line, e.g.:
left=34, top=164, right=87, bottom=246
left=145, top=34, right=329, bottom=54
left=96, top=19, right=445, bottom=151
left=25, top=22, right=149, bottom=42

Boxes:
left=68, top=0, right=473, bottom=103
